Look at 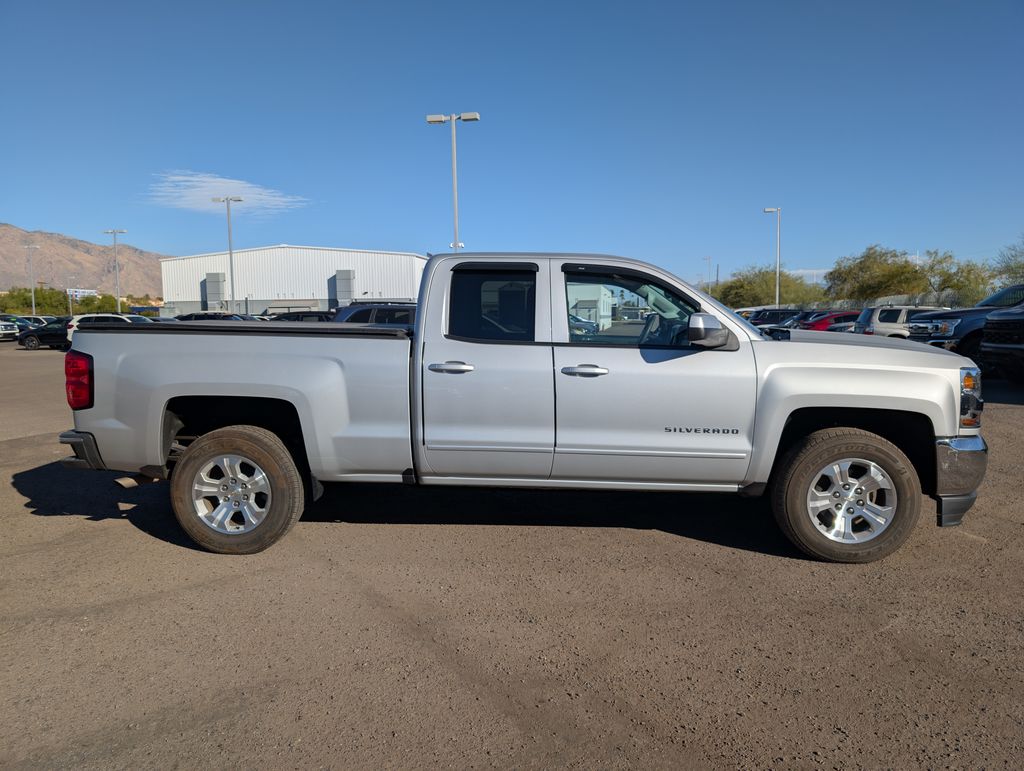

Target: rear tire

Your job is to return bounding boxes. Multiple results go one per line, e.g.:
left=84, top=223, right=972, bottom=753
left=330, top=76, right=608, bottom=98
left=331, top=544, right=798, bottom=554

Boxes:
left=23, top=335, right=40, bottom=350
left=169, top=425, right=305, bottom=554
left=771, top=428, right=921, bottom=563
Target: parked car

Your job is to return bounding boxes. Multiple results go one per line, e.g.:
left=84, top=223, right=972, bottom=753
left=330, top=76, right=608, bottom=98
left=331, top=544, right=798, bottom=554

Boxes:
left=17, top=317, right=73, bottom=350
left=61, top=251, right=987, bottom=563
left=853, top=306, right=946, bottom=338
left=799, top=311, right=862, bottom=331
left=0, top=319, right=18, bottom=342
left=762, top=310, right=826, bottom=331
left=827, top=321, right=857, bottom=333
left=747, top=308, right=801, bottom=327
left=0, top=314, right=40, bottom=333
left=148, top=317, right=179, bottom=323
left=67, top=313, right=153, bottom=341
left=271, top=311, right=336, bottom=322
left=21, top=315, right=56, bottom=327
left=981, top=305, right=1024, bottom=382
left=176, top=312, right=248, bottom=321
left=908, top=285, right=1024, bottom=360
left=568, top=313, right=599, bottom=334
left=333, top=302, right=416, bottom=325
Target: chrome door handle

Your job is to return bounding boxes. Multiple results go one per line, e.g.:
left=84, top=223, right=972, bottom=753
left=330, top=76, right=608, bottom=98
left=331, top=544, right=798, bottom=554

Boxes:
left=560, top=364, right=609, bottom=377
left=428, top=361, right=475, bottom=374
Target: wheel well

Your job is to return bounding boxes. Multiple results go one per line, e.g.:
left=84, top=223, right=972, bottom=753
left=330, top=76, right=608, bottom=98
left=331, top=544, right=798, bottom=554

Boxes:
left=772, top=408, right=936, bottom=495
left=164, top=396, right=310, bottom=483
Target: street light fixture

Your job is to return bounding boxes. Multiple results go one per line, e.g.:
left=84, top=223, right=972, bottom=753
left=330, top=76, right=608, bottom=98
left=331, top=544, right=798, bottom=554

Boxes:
left=425, top=111, right=480, bottom=252
left=763, top=207, right=782, bottom=306
left=23, top=245, right=40, bottom=314
left=212, top=197, right=243, bottom=311
left=103, top=229, right=127, bottom=312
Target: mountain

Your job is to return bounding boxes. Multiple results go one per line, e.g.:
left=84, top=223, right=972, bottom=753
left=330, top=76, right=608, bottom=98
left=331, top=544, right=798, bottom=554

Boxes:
left=0, top=223, right=167, bottom=298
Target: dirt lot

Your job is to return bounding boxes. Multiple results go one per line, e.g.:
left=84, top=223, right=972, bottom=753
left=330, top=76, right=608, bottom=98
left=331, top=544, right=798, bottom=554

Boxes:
left=1, top=342, right=1022, bottom=768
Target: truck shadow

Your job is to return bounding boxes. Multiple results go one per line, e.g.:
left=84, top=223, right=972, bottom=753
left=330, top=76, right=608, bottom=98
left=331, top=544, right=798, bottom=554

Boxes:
left=11, top=461, right=201, bottom=551
left=13, top=462, right=803, bottom=559
left=304, top=482, right=804, bottom=560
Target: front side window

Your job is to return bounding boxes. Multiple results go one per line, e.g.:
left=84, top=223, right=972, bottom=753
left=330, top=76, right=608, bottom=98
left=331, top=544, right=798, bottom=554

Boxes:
left=565, top=270, right=697, bottom=347
left=449, top=269, right=536, bottom=342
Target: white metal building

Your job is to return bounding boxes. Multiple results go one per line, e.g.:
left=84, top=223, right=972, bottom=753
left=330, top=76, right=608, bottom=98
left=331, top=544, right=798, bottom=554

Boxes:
left=160, top=245, right=427, bottom=316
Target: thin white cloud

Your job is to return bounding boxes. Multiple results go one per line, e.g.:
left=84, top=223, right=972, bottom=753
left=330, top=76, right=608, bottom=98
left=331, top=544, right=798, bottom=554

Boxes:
left=149, top=170, right=308, bottom=215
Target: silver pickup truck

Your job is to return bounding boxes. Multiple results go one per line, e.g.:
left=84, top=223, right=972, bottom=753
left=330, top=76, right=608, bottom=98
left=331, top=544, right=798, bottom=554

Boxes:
left=60, top=253, right=988, bottom=562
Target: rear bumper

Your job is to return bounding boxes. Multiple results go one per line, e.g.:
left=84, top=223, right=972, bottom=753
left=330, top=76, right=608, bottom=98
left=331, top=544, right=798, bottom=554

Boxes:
left=59, top=430, right=107, bottom=470
left=933, top=436, right=987, bottom=526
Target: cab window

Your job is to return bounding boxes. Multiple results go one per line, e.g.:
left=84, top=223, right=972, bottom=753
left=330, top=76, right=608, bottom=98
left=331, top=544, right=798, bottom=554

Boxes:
left=448, top=268, right=536, bottom=343
left=564, top=269, right=697, bottom=347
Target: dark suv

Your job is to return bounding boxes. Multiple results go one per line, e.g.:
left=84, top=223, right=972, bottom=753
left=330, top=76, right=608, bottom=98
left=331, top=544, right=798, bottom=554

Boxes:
left=333, top=302, right=416, bottom=325
left=272, top=311, right=336, bottom=322
left=982, top=305, right=1024, bottom=382
left=908, top=284, right=1024, bottom=360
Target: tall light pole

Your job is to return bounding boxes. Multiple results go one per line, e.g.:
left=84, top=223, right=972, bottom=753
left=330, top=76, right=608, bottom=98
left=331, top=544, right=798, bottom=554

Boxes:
left=426, top=112, right=480, bottom=252
left=67, top=276, right=77, bottom=315
left=103, top=229, right=127, bottom=312
left=23, top=245, right=40, bottom=314
left=212, top=197, right=243, bottom=311
left=763, top=207, right=782, bottom=306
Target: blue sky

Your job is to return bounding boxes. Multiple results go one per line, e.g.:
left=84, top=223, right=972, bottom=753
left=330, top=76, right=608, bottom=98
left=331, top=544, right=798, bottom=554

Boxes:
left=1, top=0, right=1021, bottom=284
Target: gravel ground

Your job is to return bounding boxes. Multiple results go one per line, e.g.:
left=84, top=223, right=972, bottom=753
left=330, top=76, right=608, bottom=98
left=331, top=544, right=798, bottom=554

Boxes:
left=1, top=343, right=1022, bottom=768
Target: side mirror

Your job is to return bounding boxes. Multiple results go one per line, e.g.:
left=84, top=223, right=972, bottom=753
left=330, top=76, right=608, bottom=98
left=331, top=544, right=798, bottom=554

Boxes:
left=688, top=313, right=730, bottom=348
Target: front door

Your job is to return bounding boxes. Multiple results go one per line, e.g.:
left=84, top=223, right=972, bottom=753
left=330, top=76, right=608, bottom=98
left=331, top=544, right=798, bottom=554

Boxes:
left=552, top=262, right=757, bottom=485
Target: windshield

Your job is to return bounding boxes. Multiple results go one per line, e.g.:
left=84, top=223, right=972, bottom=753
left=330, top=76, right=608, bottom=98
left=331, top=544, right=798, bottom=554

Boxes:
left=855, top=308, right=873, bottom=324
left=977, top=285, right=1024, bottom=308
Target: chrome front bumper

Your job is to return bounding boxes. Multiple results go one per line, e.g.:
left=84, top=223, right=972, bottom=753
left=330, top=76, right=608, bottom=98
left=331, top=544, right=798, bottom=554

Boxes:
left=933, top=436, right=988, bottom=526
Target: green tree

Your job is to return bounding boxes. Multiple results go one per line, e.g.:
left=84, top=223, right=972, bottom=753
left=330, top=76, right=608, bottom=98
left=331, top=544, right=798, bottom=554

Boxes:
left=920, top=250, right=993, bottom=306
left=825, top=245, right=928, bottom=301
left=715, top=266, right=825, bottom=307
left=994, top=234, right=1024, bottom=286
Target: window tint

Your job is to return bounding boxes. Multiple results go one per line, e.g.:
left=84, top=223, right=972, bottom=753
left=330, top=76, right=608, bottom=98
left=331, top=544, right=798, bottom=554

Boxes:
left=346, top=308, right=373, bottom=323
left=375, top=308, right=415, bottom=324
left=565, top=271, right=697, bottom=347
left=449, top=270, right=536, bottom=342
left=877, top=309, right=902, bottom=323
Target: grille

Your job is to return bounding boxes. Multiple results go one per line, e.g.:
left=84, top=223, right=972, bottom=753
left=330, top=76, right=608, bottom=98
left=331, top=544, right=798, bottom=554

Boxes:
left=984, top=320, right=1024, bottom=345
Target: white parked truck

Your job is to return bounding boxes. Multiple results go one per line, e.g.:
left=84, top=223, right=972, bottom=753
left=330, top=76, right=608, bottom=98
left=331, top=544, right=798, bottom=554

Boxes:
left=60, top=253, right=988, bottom=562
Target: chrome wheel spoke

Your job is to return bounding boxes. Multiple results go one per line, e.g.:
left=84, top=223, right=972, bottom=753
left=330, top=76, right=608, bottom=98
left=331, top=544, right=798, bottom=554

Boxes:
left=805, top=457, right=898, bottom=545
left=192, top=453, right=272, bottom=535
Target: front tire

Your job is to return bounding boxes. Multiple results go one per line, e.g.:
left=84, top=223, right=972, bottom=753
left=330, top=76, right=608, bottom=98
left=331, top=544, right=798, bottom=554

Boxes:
left=23, top=335, right=40, bottom=350
left=771, top=428, right=921, bottom=563
left=169, top=425, right=305, bottom=554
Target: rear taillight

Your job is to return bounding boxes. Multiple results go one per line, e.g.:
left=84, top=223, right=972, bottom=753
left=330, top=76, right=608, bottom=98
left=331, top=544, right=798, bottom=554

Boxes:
left=65, top=351, right=94, bottom=410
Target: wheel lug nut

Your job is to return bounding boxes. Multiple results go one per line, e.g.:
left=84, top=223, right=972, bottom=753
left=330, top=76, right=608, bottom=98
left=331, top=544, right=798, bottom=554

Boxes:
left=230, top=478, right=237, bottom=485
left=242, top=494, right=249, bottom=500
left=221, top=485, right=227, bottom=491
left=855, top=488, right=863, bottom=494
left=842, top=484, right=850, bottom=490
left=835, top=503, right=842, bottom=510
left=847, top=507, right=854, bottom=514
left=233, top=500, right=239, bottom=507
left=857, top=500, right=864, bottom=506
left=832, top=491, right=841, bottom=499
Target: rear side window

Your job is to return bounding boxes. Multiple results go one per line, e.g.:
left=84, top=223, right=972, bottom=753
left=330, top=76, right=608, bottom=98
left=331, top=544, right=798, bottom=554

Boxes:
left=376, top=308, right=414, bottom=324
left=449, top=270, right=536, bottom=342
left=345, top=308, right=373, bottom=323
left=877, top=309, right=902, bottom=323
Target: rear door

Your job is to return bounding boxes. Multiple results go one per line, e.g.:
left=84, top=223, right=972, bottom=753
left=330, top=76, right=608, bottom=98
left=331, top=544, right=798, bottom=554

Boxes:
left=419, top=260, right=554, bottom=479
left=551, top=260, right=757, bottom=485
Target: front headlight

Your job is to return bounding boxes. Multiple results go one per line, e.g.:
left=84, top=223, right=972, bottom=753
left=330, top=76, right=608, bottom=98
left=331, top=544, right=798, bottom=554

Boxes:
left=960, top=366, right=983, bottom=429
left=934, top=319, right=961, bottom=337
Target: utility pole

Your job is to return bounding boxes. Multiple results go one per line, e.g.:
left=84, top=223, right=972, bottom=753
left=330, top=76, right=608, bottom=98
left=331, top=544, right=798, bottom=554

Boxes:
left=703, top=256, right=713, bottom=292
left=212, top=197, right=243, bottom=311
left=425, top=112, right=481, bottom=251
left=103, top=229, right=127, bottom=312
left=24, top=245, right=40, bottom=314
